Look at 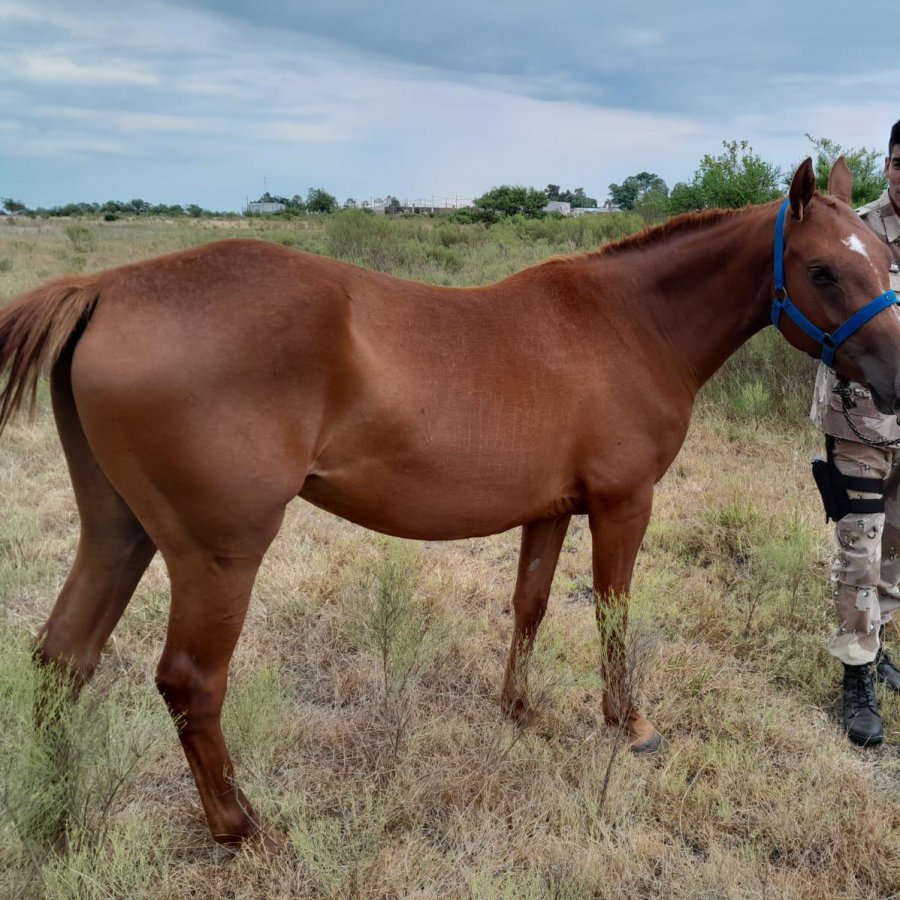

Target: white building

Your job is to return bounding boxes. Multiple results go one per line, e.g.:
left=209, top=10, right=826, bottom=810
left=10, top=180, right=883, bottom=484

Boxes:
left=571, top=206, right=621, bottom=216
left=245, top=201, right=286, bottom=214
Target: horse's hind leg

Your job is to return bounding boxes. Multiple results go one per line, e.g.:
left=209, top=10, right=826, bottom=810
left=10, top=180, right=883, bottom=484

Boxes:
left=154, top=520, right=283, bottom=848
left=35, top=349, right=156, bottom=686
left=27, top=352, right=156, bottom=845
left=500, top=515, right=571, bottom=721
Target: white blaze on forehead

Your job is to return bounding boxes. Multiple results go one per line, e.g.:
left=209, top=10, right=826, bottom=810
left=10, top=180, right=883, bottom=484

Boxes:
left=843, top=233, right=869, bottom=259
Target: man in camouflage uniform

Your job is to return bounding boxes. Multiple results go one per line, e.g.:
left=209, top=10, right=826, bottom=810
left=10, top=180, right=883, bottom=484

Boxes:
left=810, top=119, right=900, bottom=745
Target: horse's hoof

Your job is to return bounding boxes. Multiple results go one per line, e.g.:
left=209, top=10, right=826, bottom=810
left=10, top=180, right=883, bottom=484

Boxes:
left=248, top=826, right=288, bottom=856
left=629, top=730, right=663, bottom=754
left=501, top=696, right=536, bottom=726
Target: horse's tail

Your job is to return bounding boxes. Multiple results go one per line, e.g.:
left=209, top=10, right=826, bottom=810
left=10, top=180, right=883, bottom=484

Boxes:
left=0, top=277, right=100, bottom=436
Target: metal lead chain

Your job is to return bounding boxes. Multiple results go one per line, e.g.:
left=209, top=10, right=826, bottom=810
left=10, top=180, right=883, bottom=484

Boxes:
left=833, top=378, right=900, bottom=448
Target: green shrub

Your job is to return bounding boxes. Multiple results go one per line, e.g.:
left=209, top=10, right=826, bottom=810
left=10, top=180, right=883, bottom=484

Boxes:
left=64, top=225, right=95, bottom=253
left=41, top=819, right=171, bottom=900
left=222, top=665, right=292, bottom=770
left=326, top=209, right=400, bottom=272
left=0, top=630, right=169, bottom=855
left=732, top=379, right=772, bottom=420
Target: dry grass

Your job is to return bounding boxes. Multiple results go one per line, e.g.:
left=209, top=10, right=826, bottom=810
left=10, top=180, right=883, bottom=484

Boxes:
left=1, top=218, right=898, bottom=899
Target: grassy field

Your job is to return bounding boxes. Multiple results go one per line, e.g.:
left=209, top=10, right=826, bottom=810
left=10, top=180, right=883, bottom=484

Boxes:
left=0, top=213, right=898, bottom=899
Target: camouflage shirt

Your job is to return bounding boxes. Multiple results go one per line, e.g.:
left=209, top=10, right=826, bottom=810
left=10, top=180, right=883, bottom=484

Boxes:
left=857, top=189, right=900, bottom=278
left=810, top=191, right=900, bottom=441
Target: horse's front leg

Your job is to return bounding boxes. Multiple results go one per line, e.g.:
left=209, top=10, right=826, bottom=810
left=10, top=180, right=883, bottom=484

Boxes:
left=588, top=487, right=660, bottom=752
left=500, top=515, right=571, bottom=722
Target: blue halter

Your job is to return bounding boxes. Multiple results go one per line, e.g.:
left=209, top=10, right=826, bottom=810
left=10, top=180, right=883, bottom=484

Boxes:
left=770, top=198, right=898, bottom=367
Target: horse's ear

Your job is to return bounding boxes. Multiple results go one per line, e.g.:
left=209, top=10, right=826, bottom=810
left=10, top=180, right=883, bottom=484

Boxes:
left=789, top=157, right=817, bottom=221
left=828, top=155, right=853, bottom=205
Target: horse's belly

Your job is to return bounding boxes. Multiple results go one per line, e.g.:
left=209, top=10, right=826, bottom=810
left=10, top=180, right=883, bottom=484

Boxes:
left=298, top=460, right=575, bottom=541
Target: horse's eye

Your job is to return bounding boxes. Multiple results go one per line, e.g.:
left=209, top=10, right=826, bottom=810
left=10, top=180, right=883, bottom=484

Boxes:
left=808, top=265, right=836, bottom=284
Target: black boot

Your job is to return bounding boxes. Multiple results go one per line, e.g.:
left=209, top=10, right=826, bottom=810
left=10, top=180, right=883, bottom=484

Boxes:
left=841, top=663, right=884, bottom=746
left=874, top=628, right=900, bottom=692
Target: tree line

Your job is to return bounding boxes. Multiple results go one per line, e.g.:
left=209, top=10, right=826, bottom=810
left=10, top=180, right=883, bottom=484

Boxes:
left=2, top=134, right=887, bottom=223
left=608, top=136, right=885, bottom=220
left=473, top=135, right=887, bottom=223
left=0, top=197, right=234, bottom=220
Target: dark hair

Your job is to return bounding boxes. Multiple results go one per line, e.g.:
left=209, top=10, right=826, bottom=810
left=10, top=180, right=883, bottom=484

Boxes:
left=890, top=120, right=900, bottom=156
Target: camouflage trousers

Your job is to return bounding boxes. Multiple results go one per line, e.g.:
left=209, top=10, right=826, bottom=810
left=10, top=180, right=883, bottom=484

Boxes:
left=829, top=438, right=900, bottom=665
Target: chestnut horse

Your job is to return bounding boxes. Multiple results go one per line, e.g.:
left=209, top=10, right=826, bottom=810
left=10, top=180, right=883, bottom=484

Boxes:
left=1, top=159, right=899, bottom=847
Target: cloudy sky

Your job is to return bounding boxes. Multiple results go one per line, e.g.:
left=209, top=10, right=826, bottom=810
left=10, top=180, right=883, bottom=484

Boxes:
left=0, top=0, right=895, bottom=211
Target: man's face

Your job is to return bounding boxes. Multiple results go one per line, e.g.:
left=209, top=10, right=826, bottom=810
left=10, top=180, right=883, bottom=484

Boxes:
left=884, top=147, right=900, bottom=213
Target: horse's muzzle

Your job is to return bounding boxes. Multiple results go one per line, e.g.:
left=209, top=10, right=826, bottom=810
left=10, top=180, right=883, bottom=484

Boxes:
left=867, top=382, right=900, bottom=416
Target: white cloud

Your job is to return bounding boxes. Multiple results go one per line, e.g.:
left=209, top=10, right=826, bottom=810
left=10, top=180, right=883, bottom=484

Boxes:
left=0, top=0, right=233, bottom=56
left=31, top=106, right=225, bottom=134
left=262, top=121, right=339, bottom=143
left=17, top=54, right=159, bottom=86
left=4, top=135, right=128, bottom=158
left=620, top=28, right=663, bottom=48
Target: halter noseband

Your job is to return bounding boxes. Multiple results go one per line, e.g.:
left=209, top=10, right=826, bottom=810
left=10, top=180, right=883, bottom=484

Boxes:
left=770, top=198, right=898, bottom=367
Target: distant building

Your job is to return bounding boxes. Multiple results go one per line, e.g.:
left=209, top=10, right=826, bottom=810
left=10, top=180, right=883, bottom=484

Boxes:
left=374, top=201, right=461, bottom=216
left=543, top=200, right=571, bottom=215
left=245, top=201, right=286, bottom=214
left=571, top=205, right=620, bottom=216
left=543, top=201, right=622, bottom=217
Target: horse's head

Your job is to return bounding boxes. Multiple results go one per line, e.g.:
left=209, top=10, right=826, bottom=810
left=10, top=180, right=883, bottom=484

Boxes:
left=776, top=157, right=900, bottom=413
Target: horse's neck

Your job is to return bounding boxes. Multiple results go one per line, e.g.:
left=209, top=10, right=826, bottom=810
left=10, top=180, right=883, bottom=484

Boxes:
left=602, top=205, right=776, bottom=395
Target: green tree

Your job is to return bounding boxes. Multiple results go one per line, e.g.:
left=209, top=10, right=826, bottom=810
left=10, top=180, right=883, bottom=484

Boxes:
left=474, top=185, right=548, bottom=218
left=560, top=187, right=598, bottom=208
left=801, top=134, right=885, bottom=207
left=306, top=187, right=338, bottom=213
left=668, top=140, right=781, bottom=213
left=152, top=204, right=185, bottom=216
left=634, top=185, right=671, bottom=224
left=2, top=198, right=28, bottom=214
left=607, top=172, right=668, bottom=210
left=546, top=185, right=599, bottom=208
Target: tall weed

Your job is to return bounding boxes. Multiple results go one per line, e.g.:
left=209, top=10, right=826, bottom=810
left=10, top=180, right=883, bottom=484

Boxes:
left=0, top=631, right=169, bottom=859
left=223, top=664, right=293, bottom=772
left=63, top=225, right=95, bottom=254
left=325, top=210, right=401, bottom=272
left=352, top=540, right=445, bottom=773
left=40, top=819, right=171, bottom=900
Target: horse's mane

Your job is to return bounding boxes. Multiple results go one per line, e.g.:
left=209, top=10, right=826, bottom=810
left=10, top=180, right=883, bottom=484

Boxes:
left=531, top=206, right=765, bottom=274
left=592, top=195, right=845, bottom=260
left=592, top=206, right=747, bottom=259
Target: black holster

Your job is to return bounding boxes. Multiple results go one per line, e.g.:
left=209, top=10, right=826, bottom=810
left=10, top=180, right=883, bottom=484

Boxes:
left=811, top=436, right=885, bottom=523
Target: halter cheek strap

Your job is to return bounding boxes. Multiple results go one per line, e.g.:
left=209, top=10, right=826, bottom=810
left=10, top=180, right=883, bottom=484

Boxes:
left=770, top=198, right=898, bottom=368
